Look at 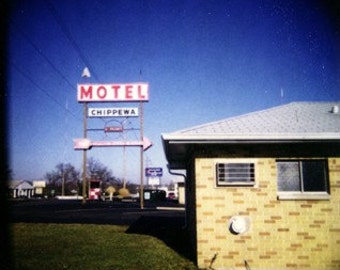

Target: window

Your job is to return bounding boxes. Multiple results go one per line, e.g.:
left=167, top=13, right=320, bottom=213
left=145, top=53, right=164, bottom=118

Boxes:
left=216, top=163, right=255, bottom=186
left=276, top=160, right=330, bottom=200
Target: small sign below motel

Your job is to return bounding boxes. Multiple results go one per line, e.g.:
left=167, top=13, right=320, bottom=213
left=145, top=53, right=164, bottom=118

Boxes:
left=77, top=83, right=149, bottom=102
left=104, top=126, right=123, bottom=132
left=88, top=107, right=139, bottom=117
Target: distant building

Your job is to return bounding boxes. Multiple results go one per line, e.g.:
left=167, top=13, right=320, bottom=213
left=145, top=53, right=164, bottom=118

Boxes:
left=162, top=102, right=340, bottom=269
left=9, top=180, right=34, bottom=198
left=9, top=180, right=46, bottom=199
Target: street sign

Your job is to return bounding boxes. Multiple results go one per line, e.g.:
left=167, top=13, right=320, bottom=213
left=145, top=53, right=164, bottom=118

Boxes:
left=145, top=167, right=163, bottom=177
left=73, top=137, right=152, bottom=151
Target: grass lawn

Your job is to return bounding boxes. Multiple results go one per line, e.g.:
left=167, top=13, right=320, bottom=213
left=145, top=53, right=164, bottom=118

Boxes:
left=10, top=223, right=198, bottom=270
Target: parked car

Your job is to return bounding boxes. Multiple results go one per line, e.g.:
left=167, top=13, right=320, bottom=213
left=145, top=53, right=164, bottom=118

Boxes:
left=143, top=189, right=166, bottom=202
left=167, top=192, right=177, bottom=201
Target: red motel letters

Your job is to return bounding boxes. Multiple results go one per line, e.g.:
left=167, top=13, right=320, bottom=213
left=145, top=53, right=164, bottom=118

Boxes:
left=77, top=83, right=149, bottom=102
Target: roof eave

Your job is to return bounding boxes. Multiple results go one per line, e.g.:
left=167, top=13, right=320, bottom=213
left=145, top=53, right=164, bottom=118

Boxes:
left=162, top=133, right=340, bottom=142
left=162, top=133, right=340, bottom=170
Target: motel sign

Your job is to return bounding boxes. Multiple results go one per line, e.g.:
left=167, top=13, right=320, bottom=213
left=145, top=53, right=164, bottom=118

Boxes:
left=77, top=83, right=149, bottom=102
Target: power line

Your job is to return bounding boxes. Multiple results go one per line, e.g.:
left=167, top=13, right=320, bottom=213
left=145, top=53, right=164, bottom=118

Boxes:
left=45, top=0, right=100, bottom=81
left=11, top=61, right=82, bottom=122
left=9, top=21, right=83, bottom=120
left=9, top=20, right=77, bottom=92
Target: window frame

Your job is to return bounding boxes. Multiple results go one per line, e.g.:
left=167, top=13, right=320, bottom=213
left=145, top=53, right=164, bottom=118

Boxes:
left=276, top=159, right=330, bottom=201
left=215, top=162, right=256, bottom=187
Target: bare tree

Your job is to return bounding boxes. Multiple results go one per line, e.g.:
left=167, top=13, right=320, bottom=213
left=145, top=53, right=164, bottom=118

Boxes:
left=87, top=157, right=113, bottom=182
left=45, top=163, right=80, bottom=195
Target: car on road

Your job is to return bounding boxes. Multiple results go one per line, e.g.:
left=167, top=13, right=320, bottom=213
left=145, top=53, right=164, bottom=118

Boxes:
left=167, top=192, right=177, bottom=201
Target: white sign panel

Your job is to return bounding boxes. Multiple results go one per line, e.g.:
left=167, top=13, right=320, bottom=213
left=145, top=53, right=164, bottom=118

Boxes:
left=77, top=83, right=149, bottom=102
left=88, top=107, right=139, bottom=117
left=33, top=181, right=46, bottom=188
left=148, top=177, right=160, bottom=186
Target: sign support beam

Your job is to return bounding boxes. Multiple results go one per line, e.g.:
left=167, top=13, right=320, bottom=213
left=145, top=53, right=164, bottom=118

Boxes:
left=82, top=102, right=88, bottom=205
left=139, top=101, right=144, bottom=209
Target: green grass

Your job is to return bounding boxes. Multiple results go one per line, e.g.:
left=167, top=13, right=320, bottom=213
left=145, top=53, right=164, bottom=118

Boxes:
left=11, top=223, right=198, bottom=270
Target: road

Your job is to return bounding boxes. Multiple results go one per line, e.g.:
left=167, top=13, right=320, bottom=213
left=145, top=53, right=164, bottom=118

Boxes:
left=9, top=199, right=186, bottom=226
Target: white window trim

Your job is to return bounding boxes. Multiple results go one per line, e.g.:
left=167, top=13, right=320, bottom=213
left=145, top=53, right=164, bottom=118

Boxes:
left=277, top=192, right=330, bottom=201
left=217, top=182, right=255, bottom=187
left=276, top=159, right=330, bottom=201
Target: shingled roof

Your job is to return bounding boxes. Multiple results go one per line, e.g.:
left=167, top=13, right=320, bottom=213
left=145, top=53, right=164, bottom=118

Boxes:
left=162, top=102, right=340, bottom=169
left=162, top=102, right=340, bottom=140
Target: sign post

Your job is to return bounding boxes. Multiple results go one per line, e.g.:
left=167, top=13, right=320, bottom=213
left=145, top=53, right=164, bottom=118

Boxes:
left=80, top=68, right=91, bottom=205
left=140, top=101, right=144, bottom=209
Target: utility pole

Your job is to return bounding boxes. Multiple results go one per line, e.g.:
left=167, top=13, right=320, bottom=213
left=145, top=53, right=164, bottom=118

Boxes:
left=61, top=168, right=65, bottom=197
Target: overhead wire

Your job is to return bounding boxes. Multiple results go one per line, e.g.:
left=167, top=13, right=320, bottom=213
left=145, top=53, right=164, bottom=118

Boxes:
left=43, top=0, right=146, bottom=183
left=8, top=1, right=147, bottom=183
left=9, top=17, right=83, bottom=121
left=10, top=0, right=104, bottom=137
left=11, top=61, right=81, bottom=122
left=10, top=19, right=77, bottom=93
left=8, top=3, right=90, bottom=180
left=45, top=0, right=100, bottom=82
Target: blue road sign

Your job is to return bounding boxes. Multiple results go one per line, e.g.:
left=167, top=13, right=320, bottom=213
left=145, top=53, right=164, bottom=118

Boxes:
left=145, top=167, right=163, bottom=177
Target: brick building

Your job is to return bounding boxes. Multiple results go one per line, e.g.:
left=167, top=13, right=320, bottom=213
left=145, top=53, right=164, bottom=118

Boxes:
left=162, top=102, right=340, bottom=270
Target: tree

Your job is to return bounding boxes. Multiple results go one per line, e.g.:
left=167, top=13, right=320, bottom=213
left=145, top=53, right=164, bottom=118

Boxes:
left=87, top=157, right=115, bottom=183
left=45, top=163, right=80, bottom=196
left=86, top=158, right=138, bottom=193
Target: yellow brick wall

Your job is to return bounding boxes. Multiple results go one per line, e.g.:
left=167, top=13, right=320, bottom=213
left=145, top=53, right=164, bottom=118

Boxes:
left=194, top=157, right=340, bottom=270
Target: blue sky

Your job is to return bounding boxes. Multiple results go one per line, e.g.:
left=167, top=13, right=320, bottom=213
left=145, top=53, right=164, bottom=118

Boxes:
left=8, top=0, right=340, bottom=184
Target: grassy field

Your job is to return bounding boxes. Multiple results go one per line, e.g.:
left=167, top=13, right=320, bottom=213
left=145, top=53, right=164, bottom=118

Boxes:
left=10, top=223, right=198, bottom=270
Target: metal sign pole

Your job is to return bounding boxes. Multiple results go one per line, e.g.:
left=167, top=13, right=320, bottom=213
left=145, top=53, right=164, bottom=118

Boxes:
left=140, top=101, right=144, bottom=209
left=82, top=102, right=88, bottom=205
left=80, top=67, right=91, bottom=205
